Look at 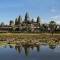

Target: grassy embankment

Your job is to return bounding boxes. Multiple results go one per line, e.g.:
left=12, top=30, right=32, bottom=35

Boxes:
left=0, top=33, right=60, bottom=46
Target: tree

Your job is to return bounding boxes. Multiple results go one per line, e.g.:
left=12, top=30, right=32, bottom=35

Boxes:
left=41, top=24, right=47, bottom=33
left=49, top=21, right=56, bottom=36
left=37, top=16, right=40, bottom=23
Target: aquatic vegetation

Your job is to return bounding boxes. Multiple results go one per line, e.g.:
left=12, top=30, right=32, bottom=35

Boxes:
left=0, top=33, right=60, bottom=47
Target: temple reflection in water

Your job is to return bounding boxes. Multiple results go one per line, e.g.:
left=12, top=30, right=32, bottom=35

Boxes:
left=15, top=43, right=57, bottom=56
left=14, top=43, right=41, bottom=56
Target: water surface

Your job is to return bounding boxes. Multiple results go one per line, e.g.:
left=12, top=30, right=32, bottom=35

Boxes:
left=0, top=45, right=60, bottom=60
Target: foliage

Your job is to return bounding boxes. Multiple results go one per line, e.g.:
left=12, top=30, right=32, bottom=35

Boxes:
left=49, top=21, right=56, bottom=35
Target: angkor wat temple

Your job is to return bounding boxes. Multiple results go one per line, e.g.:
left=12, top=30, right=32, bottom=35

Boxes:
left=0, top=12, right=60, bottom=33
left=0, top=12, right=41, bottom=33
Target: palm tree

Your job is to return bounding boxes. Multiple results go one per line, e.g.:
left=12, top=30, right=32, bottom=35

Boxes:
left=49, top=21, right=56, bottom=36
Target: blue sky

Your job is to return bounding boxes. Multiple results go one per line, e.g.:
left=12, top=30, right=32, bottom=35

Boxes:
left=0, top=0, right=60, bottom=24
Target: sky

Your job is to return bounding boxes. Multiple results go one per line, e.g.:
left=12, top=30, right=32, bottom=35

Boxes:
left=0, top=0, right=60, bottom=24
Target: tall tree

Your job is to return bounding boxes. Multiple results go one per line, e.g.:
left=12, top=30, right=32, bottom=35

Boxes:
left=49, top=21, right=56, bottom=36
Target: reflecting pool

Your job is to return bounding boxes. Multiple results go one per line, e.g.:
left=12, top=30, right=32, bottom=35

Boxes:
left=0, top=44, right=60, bottom=60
